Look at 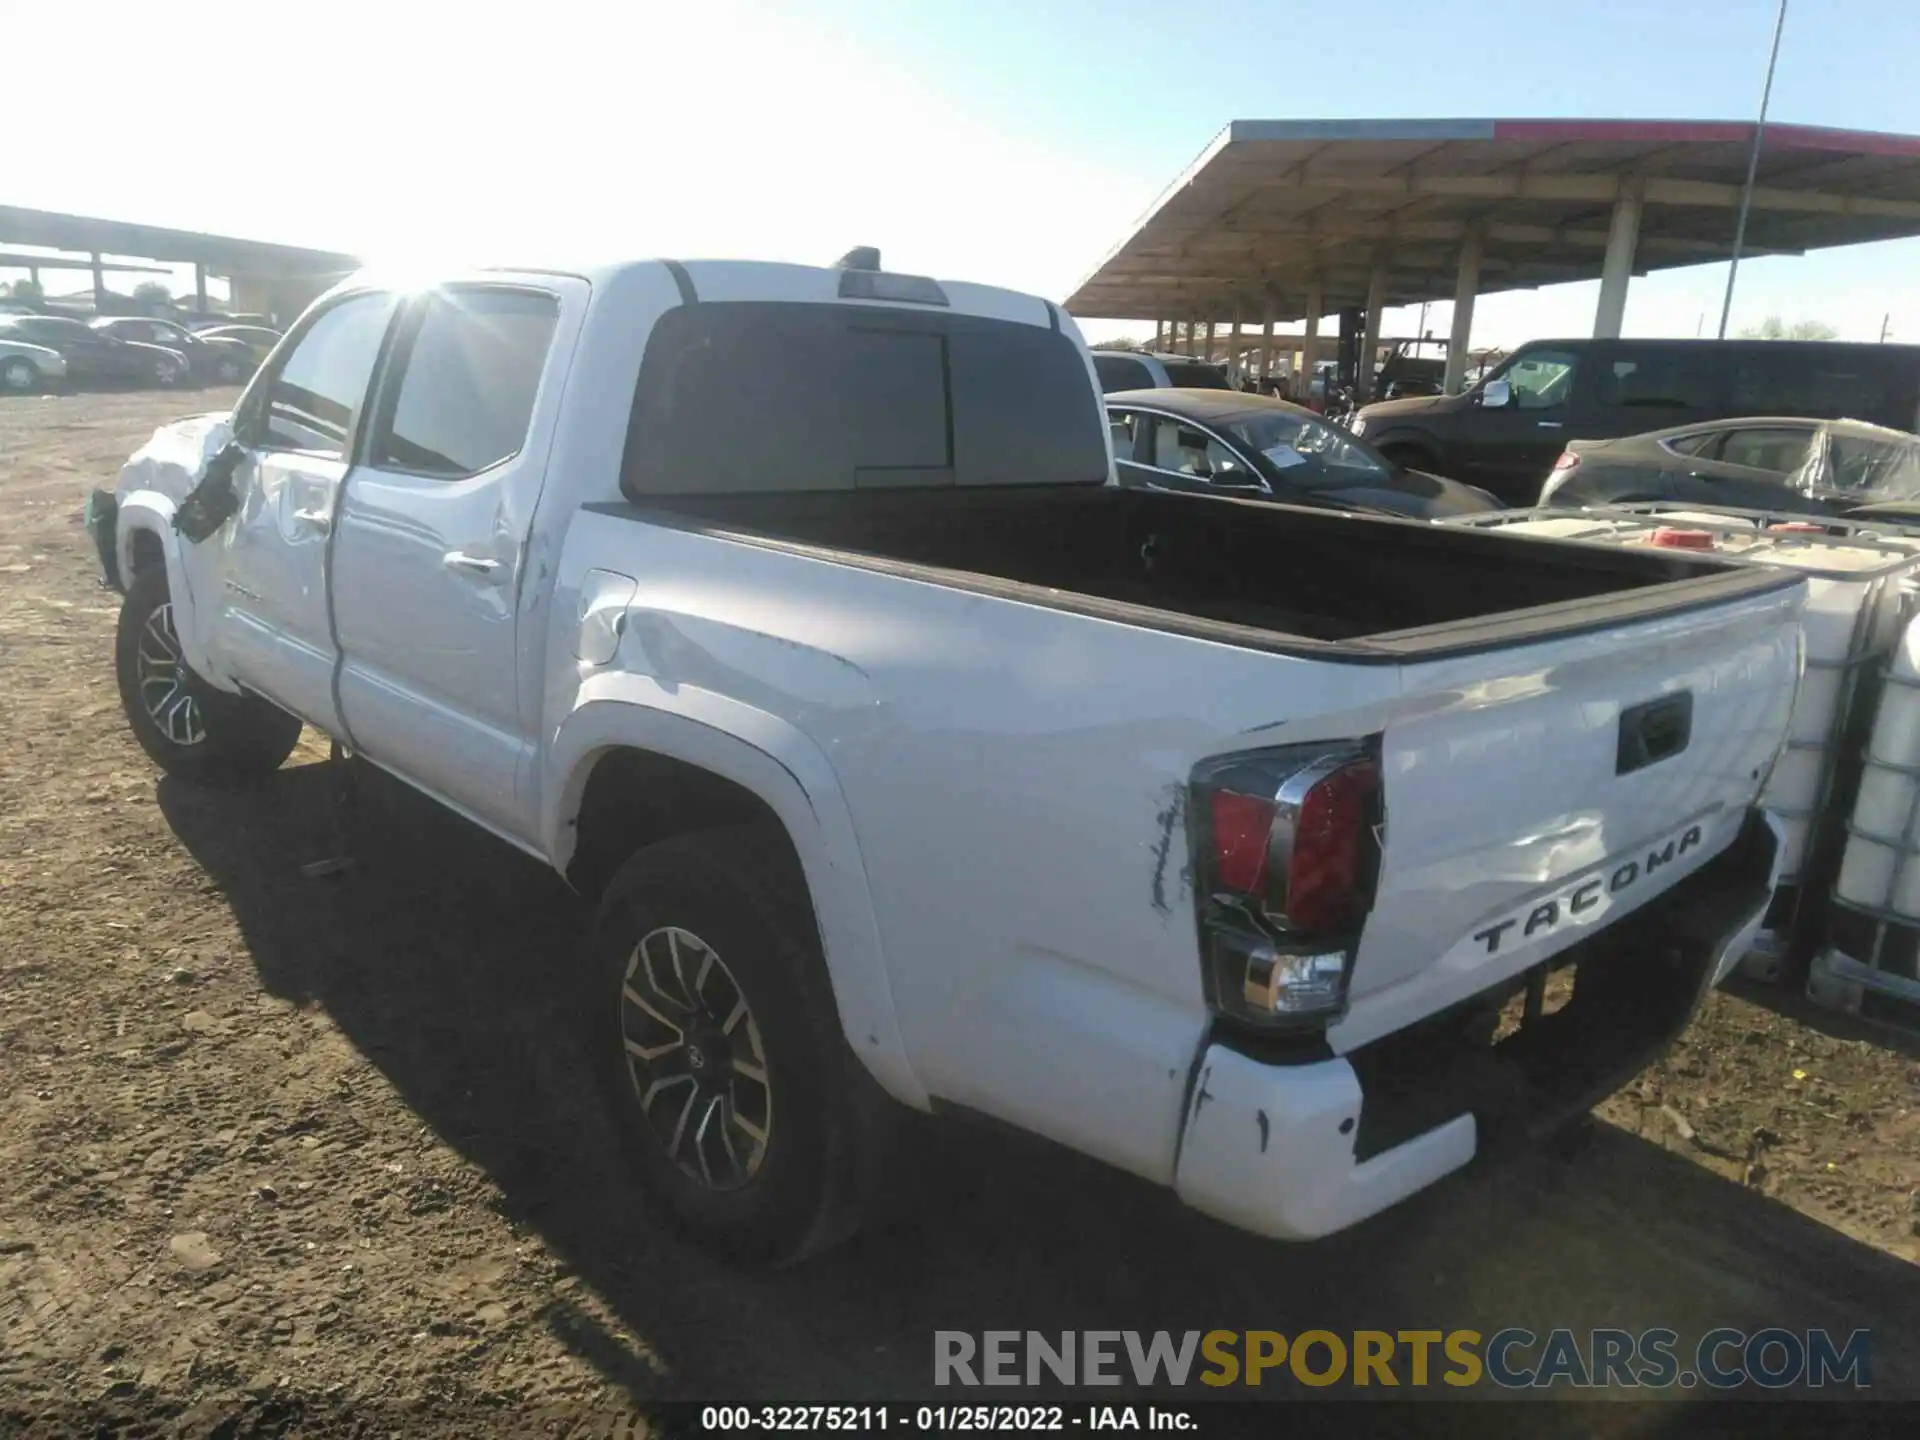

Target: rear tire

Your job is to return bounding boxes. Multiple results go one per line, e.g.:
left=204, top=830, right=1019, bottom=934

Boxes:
left=586, top=823, right=889, bottom=1265
left=214, top=355, right=244, bottom=383
left=114, top=565, right=303, bottom=786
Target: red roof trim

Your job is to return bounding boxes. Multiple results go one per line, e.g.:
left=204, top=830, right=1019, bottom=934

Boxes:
left=1493, top=119, right=1753, bottom=146
left=1490, top=118, right=1920, bottom=158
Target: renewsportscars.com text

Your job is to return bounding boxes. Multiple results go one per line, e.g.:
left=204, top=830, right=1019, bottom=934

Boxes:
left=933, top=1328, right=1871, bottom=1390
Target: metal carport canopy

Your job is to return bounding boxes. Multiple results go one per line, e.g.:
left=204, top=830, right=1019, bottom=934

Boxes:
left=1064, top=117, right=1920, bottom=324
left=0, top=205, right=358, bottom=278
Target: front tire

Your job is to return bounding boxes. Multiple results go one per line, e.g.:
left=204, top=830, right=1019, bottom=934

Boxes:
left=587, top=823, right=888, bottom=1265
left=114, top=566, right=303, bottom=785
left=152, top=354, right=186, bottom=389
left=2, top=356, right=39, bottom=392
left=213, top=354, right=244, bottom=383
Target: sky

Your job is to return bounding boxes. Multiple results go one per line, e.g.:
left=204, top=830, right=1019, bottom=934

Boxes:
left=6, top=0, right=1920, bottom=347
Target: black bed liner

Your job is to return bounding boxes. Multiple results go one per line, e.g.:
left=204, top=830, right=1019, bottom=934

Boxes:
left=581, top=486, right=1801, bottom=666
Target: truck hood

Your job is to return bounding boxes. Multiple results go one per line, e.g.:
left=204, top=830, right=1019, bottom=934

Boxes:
left=1356, top=393, right=1447, bottom=424
left=115, top=412, right=234, bottom=507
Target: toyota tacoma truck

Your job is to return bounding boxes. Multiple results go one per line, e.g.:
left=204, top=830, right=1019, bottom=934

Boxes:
left=86, top=250, right=1803, bottom=1263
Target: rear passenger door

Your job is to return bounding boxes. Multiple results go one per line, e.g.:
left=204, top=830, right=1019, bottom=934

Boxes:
left=330, top=280, right=585, bottom=842
left=1584, top=343, right=1722, bottom=438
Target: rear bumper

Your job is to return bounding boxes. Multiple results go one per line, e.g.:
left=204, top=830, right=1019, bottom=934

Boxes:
left=1172, top=809, right=1780, bottom=1241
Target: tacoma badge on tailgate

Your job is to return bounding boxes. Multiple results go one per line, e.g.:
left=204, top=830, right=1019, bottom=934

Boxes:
left=1470, top=813, right=1712, bottom=956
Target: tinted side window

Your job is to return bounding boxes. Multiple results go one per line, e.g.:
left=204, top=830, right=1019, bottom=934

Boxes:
left=1729, top=347, right=1889, bottom=420
left=258, top=294, right=397, bottom=458
left=372, top=289, right=559, bottom=478
left=1093, top=353, right=1151, bottom=393
left=622, top=302, right=1107, bottom=495
left=1597, top=347, right=1719, bottom=412
left=1146, top=418, right=1253, bottom=485
left=1717, top=426, right=1814, bottom=474
left=1504, top=348, right=1579, bottom=409
left=1666, top=432, right=1720, bottom=458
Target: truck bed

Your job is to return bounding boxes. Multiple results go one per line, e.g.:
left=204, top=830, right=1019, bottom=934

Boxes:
left=598, top=485, right=1799, bottom=661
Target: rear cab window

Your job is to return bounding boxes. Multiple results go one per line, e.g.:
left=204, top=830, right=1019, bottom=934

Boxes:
left=1093, top=352, right=1153, bottom=393
left=622, top=301, right=1109, bottom=496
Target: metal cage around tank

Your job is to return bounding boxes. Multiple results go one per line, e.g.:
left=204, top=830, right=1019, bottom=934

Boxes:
left=1820, top=583, right=1920, bottom=1022
left=1442, top=501, right=1920, bottom=988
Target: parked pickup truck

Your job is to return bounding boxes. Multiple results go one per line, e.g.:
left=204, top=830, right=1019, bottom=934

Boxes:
left=87, top=250, right=1804, bottom=1263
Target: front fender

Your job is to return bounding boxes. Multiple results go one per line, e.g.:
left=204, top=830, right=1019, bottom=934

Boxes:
left=113, top=490, right=229, bottom=687
left=544, top=672, right=929, bottom=1111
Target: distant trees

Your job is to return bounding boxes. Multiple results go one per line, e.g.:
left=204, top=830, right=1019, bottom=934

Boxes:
left=132, top=281, right=173, bottom=307
left=1739, top=315, right=1839, bottom=341
left=8, top=278, right=43, bottom=303
left=1090, top=337, right=1145, bottom=351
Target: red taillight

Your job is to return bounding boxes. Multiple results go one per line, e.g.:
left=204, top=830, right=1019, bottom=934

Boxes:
left=1285, top=760, right=1379, bottom=931
left=1203, top=754, right=1379, bottom=932
left=1211, top=790, right=1276, bottom=893
left=1552, top=450, right=1581, bottom=471
left=1197, top=746, right=1381, bottom=1028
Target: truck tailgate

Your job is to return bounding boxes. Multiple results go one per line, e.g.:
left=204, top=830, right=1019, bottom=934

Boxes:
left=1330, top=579, right=1803, bottom=1051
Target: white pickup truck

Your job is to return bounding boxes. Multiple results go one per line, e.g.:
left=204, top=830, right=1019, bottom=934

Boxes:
left=87, top=251, right=1803, bottom=1263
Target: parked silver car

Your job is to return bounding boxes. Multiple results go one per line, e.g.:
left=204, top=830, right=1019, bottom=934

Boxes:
left=1540, top=415, right=1920, bottom=518
left=0, top=337, right=67, bottom=393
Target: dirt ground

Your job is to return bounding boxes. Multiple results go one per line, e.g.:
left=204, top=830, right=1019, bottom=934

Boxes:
left=3, top=390, right=1919, bottom=1434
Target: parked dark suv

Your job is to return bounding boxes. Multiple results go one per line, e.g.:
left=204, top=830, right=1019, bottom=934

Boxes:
left=1350, top=338, right=1920, bottom=506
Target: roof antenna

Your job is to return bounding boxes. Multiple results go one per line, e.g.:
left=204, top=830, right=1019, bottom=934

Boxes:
left=834, top=246, right=882, bottom=271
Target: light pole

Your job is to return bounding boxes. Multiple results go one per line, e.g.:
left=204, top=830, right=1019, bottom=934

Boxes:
left=1718, top=0, right=1790, bottom=339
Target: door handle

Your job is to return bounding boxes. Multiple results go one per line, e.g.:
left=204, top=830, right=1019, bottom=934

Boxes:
left=291, top=507, right=332, bottom=533
left=1535, top=421, right=1564, bottom=430
left=443, top=550, right=506, bottom=582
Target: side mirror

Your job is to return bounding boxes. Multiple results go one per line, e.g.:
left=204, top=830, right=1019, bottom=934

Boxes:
left=1479, top=378, right=1512, bottom=409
